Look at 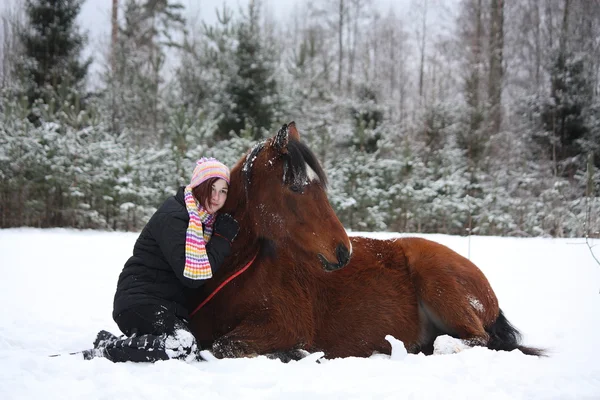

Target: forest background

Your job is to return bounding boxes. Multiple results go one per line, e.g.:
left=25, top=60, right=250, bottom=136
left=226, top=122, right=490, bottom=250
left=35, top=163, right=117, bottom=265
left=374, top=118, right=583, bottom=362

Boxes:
left=1, top=0, right=599, bottom=238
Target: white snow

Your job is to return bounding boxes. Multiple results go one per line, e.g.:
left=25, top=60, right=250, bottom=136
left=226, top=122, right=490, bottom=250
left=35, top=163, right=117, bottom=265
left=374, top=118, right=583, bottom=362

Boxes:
left=433, top=335, right=471, bottom=355
left=385, top=334, right=408, bottom=360
left=468, top=295, right=484, bottom=312
left=1, top=228, right=600, bottom=399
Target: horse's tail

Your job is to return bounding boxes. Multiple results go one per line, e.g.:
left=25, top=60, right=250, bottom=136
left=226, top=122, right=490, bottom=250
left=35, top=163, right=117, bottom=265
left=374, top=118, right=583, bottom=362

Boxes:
left=486, top=309, right=545, bottom=356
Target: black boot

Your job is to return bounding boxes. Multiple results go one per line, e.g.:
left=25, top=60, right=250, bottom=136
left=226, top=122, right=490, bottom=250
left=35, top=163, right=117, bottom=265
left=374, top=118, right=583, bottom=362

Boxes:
left=82, top=348, right=103, bottom=360
left=93, top=330, right=119, bottom=349
left=83, top=331, right=198, bottom=363
left=102, top=334, right=170, bottom=363
left=82, top=330, right=121, bottom=360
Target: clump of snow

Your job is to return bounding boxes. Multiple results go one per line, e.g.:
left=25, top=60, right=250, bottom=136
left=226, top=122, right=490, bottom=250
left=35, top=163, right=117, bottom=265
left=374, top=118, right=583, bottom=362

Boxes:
left=433, top=335, right=471, bottom=355
left=385, top=335, right=408, bottom=360
left=164, top=329, right=197, bottom=362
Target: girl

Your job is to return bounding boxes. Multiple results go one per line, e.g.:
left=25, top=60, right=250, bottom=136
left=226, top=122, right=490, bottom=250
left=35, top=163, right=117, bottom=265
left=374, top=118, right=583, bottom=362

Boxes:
left=84, top=157, right=239, bottom=362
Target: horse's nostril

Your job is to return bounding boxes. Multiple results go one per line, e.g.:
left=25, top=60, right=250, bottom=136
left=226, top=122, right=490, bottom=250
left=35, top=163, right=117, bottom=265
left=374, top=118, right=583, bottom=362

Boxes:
left=318, top=244, right=351, bottom=272
left=336, top=244, right=351, bottom=267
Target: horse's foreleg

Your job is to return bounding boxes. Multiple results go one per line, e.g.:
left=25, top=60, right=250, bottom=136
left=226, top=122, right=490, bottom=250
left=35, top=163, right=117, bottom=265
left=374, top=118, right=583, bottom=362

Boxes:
left=211, top=334, right=256, bottom=358
left=210, top=317, right=303, bottom=359
left=212, top=335, right=308, bottom=362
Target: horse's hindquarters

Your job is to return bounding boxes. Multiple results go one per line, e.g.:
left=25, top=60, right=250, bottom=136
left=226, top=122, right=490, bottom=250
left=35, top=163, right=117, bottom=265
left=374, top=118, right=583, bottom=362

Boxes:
left=399, top=237, right=500, bottom=346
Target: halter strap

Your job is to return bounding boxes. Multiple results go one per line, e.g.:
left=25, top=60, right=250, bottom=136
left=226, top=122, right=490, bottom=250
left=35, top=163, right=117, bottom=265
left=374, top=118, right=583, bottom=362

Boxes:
left=189, top=252, right=259, bottom=318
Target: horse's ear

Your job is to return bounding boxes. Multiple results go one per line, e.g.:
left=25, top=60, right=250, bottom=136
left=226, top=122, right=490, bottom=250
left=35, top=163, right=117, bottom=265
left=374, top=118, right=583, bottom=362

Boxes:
left=274, top=123, right=289, bottom=153
left=287, top=121, right=300, bottom=141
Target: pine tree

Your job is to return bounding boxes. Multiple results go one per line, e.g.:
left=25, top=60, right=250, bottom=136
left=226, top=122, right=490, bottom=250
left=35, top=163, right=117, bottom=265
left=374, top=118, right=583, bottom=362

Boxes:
left=537, top=0, right=592, bottom=178
left=280, top=3, right=338, bottom=165
left=217, top=0, right=279, bottom=140
left=18, top=0, right=91, bottom=118
left=349, top=85, right=383, bottom=153
left=540, top=52, right=590, bottom=178
left=174, top=4, right=236, bottom=134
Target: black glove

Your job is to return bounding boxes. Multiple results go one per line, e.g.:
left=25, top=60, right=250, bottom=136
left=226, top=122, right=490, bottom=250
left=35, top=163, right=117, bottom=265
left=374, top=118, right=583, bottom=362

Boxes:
left=213, top=213, right=240, bottom=243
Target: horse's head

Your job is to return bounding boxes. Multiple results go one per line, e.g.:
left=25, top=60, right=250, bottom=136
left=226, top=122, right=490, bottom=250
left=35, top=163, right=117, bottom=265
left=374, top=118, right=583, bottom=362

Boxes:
left=223, top=122, right=352, bottom=271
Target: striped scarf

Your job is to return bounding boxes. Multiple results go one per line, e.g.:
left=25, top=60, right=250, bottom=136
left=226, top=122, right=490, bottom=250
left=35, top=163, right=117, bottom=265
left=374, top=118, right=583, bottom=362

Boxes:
left=183, top=185, right=216, bottom=280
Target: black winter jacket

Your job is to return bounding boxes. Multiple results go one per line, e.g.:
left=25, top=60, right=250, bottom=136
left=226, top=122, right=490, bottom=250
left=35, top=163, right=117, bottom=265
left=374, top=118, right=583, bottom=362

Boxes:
left=113, top=187, right=232, bottom=320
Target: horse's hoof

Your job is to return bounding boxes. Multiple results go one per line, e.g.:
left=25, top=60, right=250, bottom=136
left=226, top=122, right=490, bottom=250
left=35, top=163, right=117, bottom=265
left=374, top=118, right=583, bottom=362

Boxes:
left=212, top=338, right=255, bottom=359
left=265, top=348, right=310, bottom=363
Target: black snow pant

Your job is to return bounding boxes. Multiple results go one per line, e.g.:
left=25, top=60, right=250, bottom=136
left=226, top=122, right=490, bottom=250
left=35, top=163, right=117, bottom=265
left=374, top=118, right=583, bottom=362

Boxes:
left=104, top=304, right=198, bottom=363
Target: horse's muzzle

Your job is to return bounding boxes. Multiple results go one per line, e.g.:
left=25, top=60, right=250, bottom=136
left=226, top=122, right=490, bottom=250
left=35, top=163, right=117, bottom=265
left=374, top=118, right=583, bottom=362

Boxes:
left=318, top=244, right=351, bottom=272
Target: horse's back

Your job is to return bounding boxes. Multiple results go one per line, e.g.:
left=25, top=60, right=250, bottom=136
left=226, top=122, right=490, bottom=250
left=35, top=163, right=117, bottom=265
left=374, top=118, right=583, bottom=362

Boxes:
left=348, top=236, right=497, bottom=309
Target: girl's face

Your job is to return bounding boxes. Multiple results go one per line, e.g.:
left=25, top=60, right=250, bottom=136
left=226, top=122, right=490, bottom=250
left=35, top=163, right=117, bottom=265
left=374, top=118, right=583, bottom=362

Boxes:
left=204, top=178, right=229, bottom=214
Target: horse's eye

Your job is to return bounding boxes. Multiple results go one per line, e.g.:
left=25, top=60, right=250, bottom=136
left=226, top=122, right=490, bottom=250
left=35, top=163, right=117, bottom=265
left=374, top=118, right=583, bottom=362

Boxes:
left=290, top=184, right=303, bottom=193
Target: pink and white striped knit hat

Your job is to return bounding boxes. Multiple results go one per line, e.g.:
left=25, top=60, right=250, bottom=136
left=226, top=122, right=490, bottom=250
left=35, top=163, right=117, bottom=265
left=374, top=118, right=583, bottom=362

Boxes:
left=183, top=157, right=230, bottom=280
left=189, top=157, right=230, bottom=188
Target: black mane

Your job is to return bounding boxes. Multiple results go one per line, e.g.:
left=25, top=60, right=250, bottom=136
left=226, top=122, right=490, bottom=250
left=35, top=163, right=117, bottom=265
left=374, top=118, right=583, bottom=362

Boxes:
left=241, top=138, right=328, bottom=194
left=285, top=139, right=328, bottom=189
left=242, top=141, right=265, bottom=196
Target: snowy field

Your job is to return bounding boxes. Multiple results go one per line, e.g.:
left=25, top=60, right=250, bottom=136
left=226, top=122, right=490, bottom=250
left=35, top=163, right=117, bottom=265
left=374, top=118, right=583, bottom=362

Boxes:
left=1, top=228, right=600, bottom=400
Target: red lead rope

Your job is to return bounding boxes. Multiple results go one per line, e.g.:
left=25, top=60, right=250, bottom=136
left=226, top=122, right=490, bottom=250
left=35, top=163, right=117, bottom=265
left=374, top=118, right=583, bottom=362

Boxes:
left=189, top=252, right=258, bottom=318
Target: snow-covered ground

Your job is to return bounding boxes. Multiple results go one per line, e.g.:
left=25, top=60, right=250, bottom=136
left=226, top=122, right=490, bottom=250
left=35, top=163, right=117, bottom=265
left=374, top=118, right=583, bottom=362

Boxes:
left=1, top=228, right=600, bottom=399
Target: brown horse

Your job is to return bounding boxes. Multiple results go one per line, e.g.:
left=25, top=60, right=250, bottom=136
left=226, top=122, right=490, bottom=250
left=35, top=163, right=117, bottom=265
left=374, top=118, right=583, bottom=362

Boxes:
left=187, top=123, right=543, bottom=360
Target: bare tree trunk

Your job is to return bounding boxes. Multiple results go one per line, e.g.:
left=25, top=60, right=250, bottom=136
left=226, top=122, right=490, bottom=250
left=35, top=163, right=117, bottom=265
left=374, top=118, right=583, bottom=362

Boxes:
left=417, top=0, right=428, bottom=104
left=389, top=27, right=396, bottom=96
left=337, top=0, right=345, bottom=92
left=586, top=153, right=593, bottom=236
left=0, top=0, right=23, bottom=90
left=111, top=0, right=119, bottom=73
left=0, top=15, right=9, bottom=89
left=346, top=0, right=362, bottom=95
left=346, top=1, right=354, bottom=94
left=559, top=0, right=569, bottom=57
left=552, top=108, right=557, bottom=176
left=550, top=0, right=570, bottom=177
left=545, top=1, right=554, bottom=51
left=533, top=0, right=541, bottom=91
left=430, top=53, right=437, bottom=103
left=469, top=0, right=482, bottom=122
left=370, top=13, right=378, bottom=83
left=110, top=0, right=119, bottom=135
left=488, top=0, right=504, bottom=134
left=150, top=12, right=159, bottom=145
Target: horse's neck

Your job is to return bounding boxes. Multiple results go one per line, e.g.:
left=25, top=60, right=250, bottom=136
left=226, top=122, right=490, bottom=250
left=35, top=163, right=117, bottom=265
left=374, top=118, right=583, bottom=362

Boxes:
left=230, top=234, right=260, bottom=265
